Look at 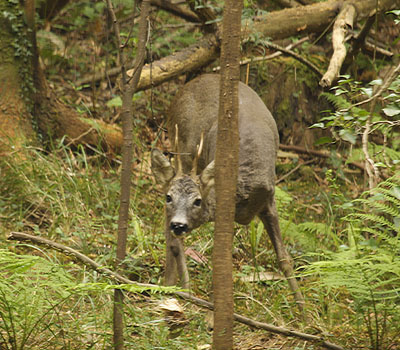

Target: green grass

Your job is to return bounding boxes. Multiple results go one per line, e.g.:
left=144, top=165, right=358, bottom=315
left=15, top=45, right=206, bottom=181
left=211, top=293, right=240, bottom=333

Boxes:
left=1, top=142, right=399, bottom=349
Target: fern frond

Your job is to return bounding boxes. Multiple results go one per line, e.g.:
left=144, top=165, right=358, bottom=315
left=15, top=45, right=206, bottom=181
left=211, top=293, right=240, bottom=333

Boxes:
left=321, top=92, right=352, bottom=110
left=346, top=213, right=397, bottom=231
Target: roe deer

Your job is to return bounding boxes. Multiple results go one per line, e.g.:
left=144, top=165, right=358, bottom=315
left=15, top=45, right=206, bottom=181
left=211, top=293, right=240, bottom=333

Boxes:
left=151, top=74, right=304, bottom=308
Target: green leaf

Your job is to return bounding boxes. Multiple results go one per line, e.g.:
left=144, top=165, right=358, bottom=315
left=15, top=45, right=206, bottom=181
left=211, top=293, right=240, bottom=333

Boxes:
left=339, top=129, right=357, bottom=144
left=310, top=122, right=325, bottom=129
left=382, top=106, right=400, bottom=117
left=314, top=136, right=334, bottom=145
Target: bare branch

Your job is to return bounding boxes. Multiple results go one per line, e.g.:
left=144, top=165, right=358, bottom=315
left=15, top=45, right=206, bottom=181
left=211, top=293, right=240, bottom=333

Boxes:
left=320, top=3, right=357, bottom=87
left=186, top=0, right=218, bottom=33
left=360, top=63, right=400, bottom=189
left=150, top=0, right=199, bottom=23
left=344, top=62, right=400, bottom=111
left=262, top=40, right=323, bottom=78
left=279, top=143, right=366, bottom=172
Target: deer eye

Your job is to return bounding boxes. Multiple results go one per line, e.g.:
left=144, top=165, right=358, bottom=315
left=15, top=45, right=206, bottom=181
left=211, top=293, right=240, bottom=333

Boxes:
left=193, top=198, right=202, bottom=207
left=166, top=194, right=172, bottom=203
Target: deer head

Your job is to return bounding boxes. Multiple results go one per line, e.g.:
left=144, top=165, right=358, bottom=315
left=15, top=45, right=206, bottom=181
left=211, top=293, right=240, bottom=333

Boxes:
left=151, top=130, right=215, bottom=236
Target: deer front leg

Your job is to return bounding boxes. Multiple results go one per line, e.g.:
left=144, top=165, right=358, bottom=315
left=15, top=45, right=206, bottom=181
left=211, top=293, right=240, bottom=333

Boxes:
left=165, top=228, right=178, bottom=286
left=259, top=200, right=305, bottom=312
left=165, top=228, right=190, bottom=288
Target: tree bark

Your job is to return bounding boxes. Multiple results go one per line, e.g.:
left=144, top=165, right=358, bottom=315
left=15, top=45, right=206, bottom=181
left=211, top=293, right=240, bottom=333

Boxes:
left=212, top=0, right=243, bottom=349
left=0, top=1, right=35, bottom=156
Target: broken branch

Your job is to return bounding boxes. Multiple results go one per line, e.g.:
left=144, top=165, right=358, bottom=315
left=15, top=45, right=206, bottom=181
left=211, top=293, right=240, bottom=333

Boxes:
left=320, top=3, right=357, bottom=87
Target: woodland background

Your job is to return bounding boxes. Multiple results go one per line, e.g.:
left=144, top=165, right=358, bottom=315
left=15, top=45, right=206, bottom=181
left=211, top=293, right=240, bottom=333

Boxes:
left=0, top=0, right=400, bottom=349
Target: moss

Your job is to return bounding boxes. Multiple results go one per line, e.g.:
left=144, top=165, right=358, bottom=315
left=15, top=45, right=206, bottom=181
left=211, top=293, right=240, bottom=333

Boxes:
left=0, top=1, right=35, bottom=109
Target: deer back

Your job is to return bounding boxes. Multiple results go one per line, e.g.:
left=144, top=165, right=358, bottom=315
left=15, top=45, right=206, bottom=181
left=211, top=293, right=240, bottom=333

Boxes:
left=169, top=74, right=279, bottom=214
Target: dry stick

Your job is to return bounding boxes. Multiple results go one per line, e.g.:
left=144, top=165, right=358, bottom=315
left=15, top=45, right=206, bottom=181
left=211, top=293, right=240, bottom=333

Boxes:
left=150, top=0, right=199, bottom=23
left=7, top=231, right=344, bottom=350
left=320, top=3, right=357, bottom=87
left=346, top=63, right=400, bottom=111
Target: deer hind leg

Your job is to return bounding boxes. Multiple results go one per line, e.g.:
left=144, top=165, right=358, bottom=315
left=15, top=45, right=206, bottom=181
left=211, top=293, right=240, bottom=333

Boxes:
left=259, top=199, right=305, bottom=311
left=165, top=227, right=190, bottom=289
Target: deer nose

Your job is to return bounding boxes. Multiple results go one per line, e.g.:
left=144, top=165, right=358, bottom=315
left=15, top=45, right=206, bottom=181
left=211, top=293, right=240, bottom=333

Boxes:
left=170, top=222, right=188, bottom=236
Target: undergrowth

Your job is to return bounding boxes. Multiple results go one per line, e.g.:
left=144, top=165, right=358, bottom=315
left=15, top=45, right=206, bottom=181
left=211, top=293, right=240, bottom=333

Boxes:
left=303, top=175, right=400, bottom=350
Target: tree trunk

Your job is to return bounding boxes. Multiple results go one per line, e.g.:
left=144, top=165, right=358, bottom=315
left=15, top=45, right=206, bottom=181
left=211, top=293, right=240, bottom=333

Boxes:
left=212, top=0, right=243, bottom=349
left=0, top=1, right=36, bottom=156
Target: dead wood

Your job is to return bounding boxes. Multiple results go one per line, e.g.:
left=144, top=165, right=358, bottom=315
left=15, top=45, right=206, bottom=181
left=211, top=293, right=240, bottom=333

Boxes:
left=319, top=3, right=357, bottom=87
left=8, top=231, right=344, bottom=350
left=186, top=0, right=218, bottom=33
left=77, top=0, right=399, bottom=89
left=271, top=0, right=302, bottom=8
left=150, top=0, right=199, bottom=23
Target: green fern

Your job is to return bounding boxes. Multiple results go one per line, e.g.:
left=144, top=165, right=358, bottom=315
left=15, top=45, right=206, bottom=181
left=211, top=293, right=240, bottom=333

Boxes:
left=303, top=176, right=400, bottom=350
left=346, top=145, right=400, bottom=166
left=320, top=91, right=352, bottom=110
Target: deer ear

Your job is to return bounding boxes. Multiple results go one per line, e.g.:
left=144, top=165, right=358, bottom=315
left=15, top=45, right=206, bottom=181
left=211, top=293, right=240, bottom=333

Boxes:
left=151, top=149, right=175, bottom=188
left=200, top=160, right=215, bottom=190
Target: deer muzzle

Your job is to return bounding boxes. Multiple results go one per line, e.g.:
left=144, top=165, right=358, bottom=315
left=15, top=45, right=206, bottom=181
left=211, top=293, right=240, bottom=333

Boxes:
left=170, top=222, right=189, bottom=236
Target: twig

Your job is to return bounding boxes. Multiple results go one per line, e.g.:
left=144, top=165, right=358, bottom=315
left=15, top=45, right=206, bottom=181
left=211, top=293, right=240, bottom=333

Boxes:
left=260, top=40, right=323, bottom=78
left=279, top=144, right=365, bottom=172
left=353, top=11, right=376, bottom=51
left=360, top=63, right=400, bottom=189
left=8, top=231, right=344, bottom=350
left=276, top=159, right=314, bottom=184
left=106, top=1, right=151, bottom=348
left=105, top=0, right=127, bottom=85
left=214, top=37, right=310, bottom=72
left=344, top=62, right=400, bottom=111
left=150, top=0, right=199, bottom=23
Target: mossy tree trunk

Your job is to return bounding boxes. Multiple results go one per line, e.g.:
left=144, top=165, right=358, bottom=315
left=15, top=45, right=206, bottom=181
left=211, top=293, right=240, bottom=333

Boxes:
left=0, top=0, right=123, bottom=159
left=0, top=0, right=35, bottom=156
